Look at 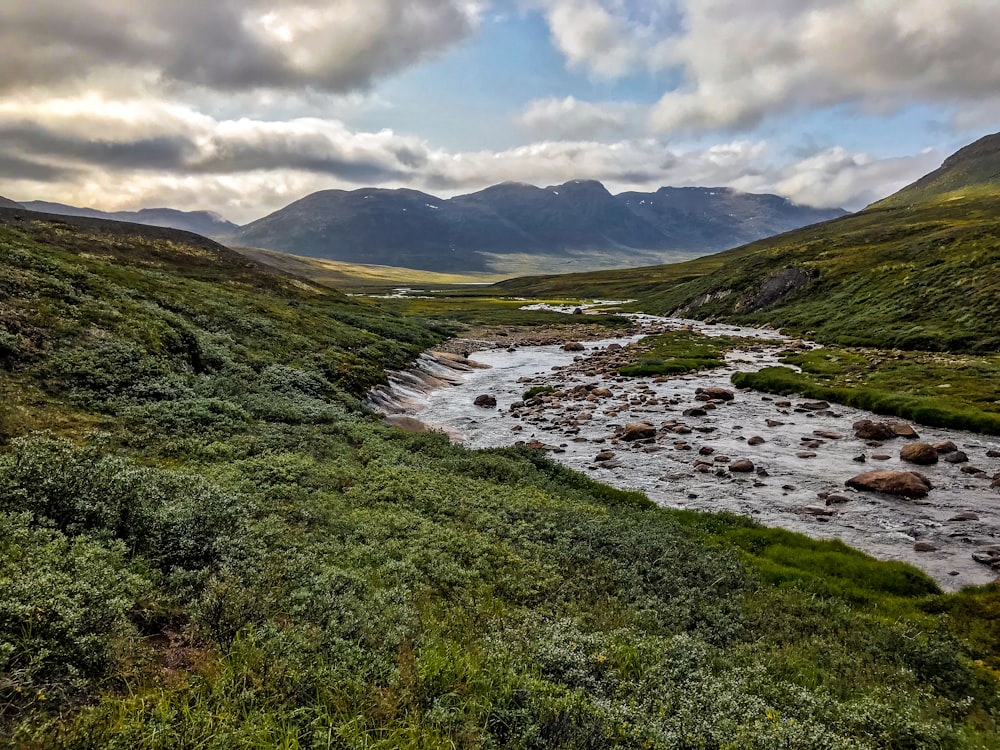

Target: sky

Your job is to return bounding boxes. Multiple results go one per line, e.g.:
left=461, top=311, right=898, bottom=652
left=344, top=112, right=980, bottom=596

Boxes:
left=0, top=0, right=998, bottom=224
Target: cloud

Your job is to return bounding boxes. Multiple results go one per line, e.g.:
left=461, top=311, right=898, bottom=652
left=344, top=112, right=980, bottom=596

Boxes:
left=519, top=96, right=642, bottom=140
left=0, top=93, right=939, bottom=221
left=533, top=0, right=1000, bottom=134
left=539, top=0, right=642, bottom=78
left=0, top=0, right=482, bottom=94
left=648, top=0, right=1000, bottom=133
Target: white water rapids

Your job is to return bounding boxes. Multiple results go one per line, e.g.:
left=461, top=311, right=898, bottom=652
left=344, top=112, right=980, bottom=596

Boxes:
left=370, top=317, right=1000, bottom=591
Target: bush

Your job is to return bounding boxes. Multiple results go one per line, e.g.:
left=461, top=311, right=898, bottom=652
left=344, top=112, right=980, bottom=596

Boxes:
left=0, top=512, right=145, bottom=708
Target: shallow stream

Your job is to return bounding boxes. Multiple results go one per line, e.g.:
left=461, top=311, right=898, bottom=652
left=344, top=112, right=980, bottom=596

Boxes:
left=370, top=317, right=1000, bottom=590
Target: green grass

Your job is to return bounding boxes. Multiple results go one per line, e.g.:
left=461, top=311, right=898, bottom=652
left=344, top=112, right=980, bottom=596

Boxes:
left=731, top=346, right=1000, bottom=435
left=617, top=330, right=760, bottom=377
left=1, top=214, right=999, bottom=748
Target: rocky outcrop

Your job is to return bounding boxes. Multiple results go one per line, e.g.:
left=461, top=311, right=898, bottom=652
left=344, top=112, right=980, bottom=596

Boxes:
left=846, top=470, right=933, bottom=498
left=735, top=266, right=812, bottom=313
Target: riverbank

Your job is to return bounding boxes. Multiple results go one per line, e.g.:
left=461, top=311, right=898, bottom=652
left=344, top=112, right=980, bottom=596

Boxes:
left=372, top=318, right=1000, bottom=590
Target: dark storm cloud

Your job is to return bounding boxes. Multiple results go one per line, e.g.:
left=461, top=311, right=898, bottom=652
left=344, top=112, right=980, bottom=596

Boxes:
left=0, top=125, right=193, bottom=170
left=0, top=153, right=78, bottom=182
left=0, top=0, right=479, bottom=94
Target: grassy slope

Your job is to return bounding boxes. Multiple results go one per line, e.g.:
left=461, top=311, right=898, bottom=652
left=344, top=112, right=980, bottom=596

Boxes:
left=497, top=134, right=1000, bottom=353
left=233, top=245, right=505, bottom=287
left=1, top=213, right=999, bottom=748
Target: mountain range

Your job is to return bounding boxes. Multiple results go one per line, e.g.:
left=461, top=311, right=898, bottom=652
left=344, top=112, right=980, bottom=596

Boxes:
left=17, top=201, right=239, bottom=237
left=230, top=181, right=846, bottom=273
left=0, top=195, right=22, bottom=209
left=498, top=132, right=1000, bottom=352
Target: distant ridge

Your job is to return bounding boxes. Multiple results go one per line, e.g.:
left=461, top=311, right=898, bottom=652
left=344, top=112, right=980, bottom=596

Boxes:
left=19, top=201, right=238, bottom=237
left=496, top=131, right=1000, bottom=352
left=231, top=181, right=846, bottom=274
left=0, top=195, right=22, bottom=209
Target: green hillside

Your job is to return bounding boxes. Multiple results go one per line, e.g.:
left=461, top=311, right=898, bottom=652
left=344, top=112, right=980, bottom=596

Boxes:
left=498, top=133, right=1000, bottom=353
left=1, top=211, right=998, bottom=748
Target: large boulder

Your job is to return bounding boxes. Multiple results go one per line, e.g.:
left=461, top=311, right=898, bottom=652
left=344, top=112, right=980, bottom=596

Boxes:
left=846, top=470, right=933, bottom=498
left=900, top=442, right=939, bottom=465
left=474, top=394, right=497, bottom=408
left=621, top=422, right=656, bottom=441
left=562, top=341, right=586, bottom=351
left=730, top=459, right=755, bottom=473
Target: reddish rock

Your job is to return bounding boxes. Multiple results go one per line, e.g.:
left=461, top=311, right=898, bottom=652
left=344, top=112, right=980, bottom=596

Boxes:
left=621, top=422, right=656, bottom=441
left=747, top=436, right=765, bottom=446
left=853, top=419, right=897, bottom=441
left=813, top=430, right=844, bottom=440
left=474, top=394, right=497, bottom=408
left=730, top=459, right=755, bottom=472
left=846, top=470, right=933, bottom=498
left=900, top=442, right=938, bottom=465
left=891, top=423, right=920, bottom=439
left=933, top=441, right=958, bottom=454
left=562, top=341, right=586, bottom=352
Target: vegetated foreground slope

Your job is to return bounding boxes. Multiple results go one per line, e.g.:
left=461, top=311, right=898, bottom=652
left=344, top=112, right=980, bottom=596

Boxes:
left=498, top=132, right=1000, bottom=353
left=0, top=208, right=998, bottom=748
left=230, top=181, right=844, bottom=275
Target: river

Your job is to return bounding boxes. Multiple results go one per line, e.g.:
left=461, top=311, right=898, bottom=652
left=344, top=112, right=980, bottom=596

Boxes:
left=369, top=316, right=1000, bottom=591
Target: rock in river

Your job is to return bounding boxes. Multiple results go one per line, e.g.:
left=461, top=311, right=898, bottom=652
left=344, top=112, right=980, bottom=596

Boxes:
left=846, top=470, right=933, bottom=499
left=474, top=394, right=497, bottom=408
left=853, top=419, right=897, bottom=441
left=621, top=422, right=656, bottom=441
left=900, top=442, right=939, bottom=465
left=696, top=386, right=734, bottom=401
left=730, top=459, right=755, bottom=473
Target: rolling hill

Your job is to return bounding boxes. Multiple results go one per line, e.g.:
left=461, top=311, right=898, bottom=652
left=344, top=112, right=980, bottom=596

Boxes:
left=498, top=132, right=1000, bottom=352
left=0, top=195, right=22, bottom=209
left=19, top=200, right=239, bottom=237
left=230, top=181, right=845, bottom=274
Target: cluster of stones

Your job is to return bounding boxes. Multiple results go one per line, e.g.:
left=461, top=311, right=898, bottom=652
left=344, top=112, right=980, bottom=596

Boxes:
left=465, top=336, right=1000, bottom=575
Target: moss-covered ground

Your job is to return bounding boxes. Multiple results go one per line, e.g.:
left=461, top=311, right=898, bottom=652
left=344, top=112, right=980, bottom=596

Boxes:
left=732, top=346, right=1000, bottom=435
left=1, top=215, right=999, bottom=748
left=617, top=330, right=772, bottom=377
